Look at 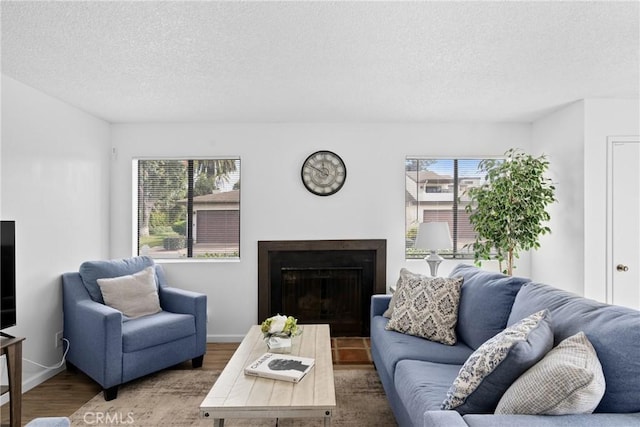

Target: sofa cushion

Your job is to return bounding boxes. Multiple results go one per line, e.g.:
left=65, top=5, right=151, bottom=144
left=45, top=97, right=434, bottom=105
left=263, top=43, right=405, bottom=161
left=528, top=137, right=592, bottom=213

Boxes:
left=122, top=311, right=196, bottom=353
left=371, top=315, right=474, bottom=384
left=79, top=256, right=156, bottom=303
left=507, top=282, right=640, bottom=413
left=462, top=413, right=640, bottom=427
left=450, top=264, right=529, bottom=350
left=97, top=266, right=162, bottom=319
left=395, top=360, right=462, bottom=427
left=442, top=310, right=554, bottom=415
left=495, top=331, right=605, bottom=415
left=386, top=273, right=463, bottom=345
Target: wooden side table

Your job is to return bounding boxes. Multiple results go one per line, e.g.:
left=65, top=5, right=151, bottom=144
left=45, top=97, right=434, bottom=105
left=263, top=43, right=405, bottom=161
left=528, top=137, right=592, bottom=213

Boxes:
left=1, top=335, right=25, bottom=427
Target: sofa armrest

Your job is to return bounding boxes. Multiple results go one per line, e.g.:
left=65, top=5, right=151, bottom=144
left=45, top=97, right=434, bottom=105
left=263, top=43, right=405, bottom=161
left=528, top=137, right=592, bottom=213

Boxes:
left=160, top=287, right=207, bottom=354
left=371, top=294, right=392, bottom=318
left=424, top=410, right=468, bottom=427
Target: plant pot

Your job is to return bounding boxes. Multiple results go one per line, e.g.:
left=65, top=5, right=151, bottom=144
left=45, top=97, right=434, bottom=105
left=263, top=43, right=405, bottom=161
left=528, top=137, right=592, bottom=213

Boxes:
left=266, top=336, right=292, bottom=353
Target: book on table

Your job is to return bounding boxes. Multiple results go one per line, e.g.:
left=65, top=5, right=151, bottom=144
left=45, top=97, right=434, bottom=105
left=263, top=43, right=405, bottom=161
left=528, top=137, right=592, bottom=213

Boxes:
left=244, top=352, right=315, bottom=383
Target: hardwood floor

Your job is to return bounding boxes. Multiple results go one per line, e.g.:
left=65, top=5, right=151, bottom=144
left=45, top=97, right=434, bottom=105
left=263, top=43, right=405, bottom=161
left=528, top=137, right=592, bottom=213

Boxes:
left=1, top=338, right=372, bottom=426
left=0, top=343, right=239, bottom=426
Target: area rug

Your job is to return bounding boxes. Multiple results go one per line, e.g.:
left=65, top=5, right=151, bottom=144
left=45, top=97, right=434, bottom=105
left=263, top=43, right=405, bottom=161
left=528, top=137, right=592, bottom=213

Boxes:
left=68, top=368, right=396, bottom=426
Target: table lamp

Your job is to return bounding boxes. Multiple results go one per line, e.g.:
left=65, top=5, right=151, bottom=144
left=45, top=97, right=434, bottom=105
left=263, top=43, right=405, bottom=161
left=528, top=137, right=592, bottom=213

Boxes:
left=414, top=222, right=453, bottom=277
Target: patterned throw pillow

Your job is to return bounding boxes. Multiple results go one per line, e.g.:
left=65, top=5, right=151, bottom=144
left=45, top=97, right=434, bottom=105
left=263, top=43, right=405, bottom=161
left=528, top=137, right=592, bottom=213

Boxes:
left=385, top=272, right=463, bottom=345
left=495, top=332, right=605, bottom=415
left=441, top=310, right=553, bottom=414
left=383, top=268, right=423, bottom=318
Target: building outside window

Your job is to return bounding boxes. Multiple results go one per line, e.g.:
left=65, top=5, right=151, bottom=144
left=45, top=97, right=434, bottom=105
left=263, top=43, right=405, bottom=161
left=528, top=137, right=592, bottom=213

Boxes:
left=405, top=157, right=500, bottom=259
left=135, top=158, right=240, bottom=259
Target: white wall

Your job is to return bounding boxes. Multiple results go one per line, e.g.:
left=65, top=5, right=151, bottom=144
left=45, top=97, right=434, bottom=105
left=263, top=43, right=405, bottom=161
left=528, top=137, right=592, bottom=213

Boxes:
left=531, top=101, right=585, bottom=294
left=0, top=75, right=110, bottom=393
left=531, top=98, right=640, bottom=300
left=110, top=123, right=531, bottom=341
left=583, top=99, right=640, bottom=301
left=4, top=76, right=634, bottom=396
left=5, top=73, right=634, bottom=396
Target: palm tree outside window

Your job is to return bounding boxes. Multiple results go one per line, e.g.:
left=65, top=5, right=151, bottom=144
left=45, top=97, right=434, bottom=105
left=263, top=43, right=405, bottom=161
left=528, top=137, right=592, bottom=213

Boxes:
left=136, top=158, right=240, bottom=259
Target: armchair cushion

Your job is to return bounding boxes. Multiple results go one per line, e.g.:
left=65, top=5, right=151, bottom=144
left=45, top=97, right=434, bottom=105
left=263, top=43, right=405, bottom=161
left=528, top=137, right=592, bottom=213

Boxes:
left=122, top=311, right=196, bottom=353
left=97, top=266, right=161, bottom=319
left=79, top=256, right=155, bottom=303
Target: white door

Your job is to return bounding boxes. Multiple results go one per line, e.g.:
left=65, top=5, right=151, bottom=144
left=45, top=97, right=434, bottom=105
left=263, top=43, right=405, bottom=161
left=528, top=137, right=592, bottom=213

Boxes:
left=607, top=138, right=640, bottom=309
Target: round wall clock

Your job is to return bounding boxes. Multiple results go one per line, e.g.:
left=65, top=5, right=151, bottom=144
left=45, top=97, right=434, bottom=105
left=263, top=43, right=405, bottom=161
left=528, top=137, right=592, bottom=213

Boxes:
left=301, top=150, right=347, bottom=196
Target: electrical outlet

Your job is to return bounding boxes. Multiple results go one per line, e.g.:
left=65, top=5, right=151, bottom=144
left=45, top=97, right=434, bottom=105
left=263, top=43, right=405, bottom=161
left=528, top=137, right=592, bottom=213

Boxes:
left=55, top=331, right=63, bottom=348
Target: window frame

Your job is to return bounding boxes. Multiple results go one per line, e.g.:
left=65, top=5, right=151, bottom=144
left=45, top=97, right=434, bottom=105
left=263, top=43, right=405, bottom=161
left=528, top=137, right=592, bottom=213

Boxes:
left=405, top=156, right=501, bottom=260
left=133, top=156, right=241, bottom=262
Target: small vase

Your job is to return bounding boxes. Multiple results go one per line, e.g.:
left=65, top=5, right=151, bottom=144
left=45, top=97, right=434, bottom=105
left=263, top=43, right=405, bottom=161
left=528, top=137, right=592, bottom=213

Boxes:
left=266, top=335, right=292, bottom=353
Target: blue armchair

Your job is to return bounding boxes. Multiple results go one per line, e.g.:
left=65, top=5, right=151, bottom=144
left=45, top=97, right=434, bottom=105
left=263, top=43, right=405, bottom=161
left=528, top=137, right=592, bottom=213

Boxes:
left=62, top=256, right=206, bottom=400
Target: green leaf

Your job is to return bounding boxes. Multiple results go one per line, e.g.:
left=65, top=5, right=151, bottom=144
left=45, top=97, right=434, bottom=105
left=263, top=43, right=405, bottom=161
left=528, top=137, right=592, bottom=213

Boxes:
left=465, top=149, right=556, bottom=275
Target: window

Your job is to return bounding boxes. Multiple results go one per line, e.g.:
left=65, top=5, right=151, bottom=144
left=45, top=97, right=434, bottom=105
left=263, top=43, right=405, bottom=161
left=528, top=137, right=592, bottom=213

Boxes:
left=405, top=157, right=500, bottom=259
left=135, top=158, right=240, bottom=259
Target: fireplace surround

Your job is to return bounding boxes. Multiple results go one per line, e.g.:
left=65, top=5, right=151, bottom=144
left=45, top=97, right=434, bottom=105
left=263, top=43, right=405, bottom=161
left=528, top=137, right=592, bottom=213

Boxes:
left=258, top=239, right=386, bottom=336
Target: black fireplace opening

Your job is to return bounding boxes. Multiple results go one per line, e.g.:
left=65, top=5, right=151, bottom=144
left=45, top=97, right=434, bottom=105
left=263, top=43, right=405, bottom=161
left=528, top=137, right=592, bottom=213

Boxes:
left=258, top=240, right=386, bottom=337
left=281, top=267, right=362, bottom=335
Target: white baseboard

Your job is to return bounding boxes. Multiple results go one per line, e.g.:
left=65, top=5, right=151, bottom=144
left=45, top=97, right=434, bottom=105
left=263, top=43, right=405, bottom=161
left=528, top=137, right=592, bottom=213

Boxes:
left=207, top=334, right=244, bottom=343
left=0, top=365, right=65, bottom=406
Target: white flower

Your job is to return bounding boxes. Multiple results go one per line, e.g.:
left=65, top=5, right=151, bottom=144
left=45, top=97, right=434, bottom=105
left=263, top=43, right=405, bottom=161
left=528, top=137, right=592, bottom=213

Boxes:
left=268, top=314, right=287, bottom=334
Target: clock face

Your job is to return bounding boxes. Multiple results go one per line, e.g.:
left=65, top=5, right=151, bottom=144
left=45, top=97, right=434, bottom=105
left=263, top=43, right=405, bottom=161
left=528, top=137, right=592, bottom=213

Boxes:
left=301, top=151, right=347, bottom=196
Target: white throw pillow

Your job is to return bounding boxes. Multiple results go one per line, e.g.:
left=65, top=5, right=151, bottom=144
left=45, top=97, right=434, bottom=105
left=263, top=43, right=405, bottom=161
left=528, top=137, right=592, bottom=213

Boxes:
left=97, top=266, right=162, bottom=318
left=441, top=310, right=553, bottom=414
left=495, top=331, right=606, bottom=415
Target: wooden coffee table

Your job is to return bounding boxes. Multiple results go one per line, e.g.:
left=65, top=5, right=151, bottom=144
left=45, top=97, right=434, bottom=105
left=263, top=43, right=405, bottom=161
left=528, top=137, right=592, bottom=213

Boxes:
left=200, top=324, right=336, bottom=426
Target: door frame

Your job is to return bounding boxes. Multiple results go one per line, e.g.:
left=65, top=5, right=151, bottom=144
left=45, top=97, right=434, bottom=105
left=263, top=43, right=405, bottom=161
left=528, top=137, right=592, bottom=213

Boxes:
left=606, top=136, right=640, bottom=304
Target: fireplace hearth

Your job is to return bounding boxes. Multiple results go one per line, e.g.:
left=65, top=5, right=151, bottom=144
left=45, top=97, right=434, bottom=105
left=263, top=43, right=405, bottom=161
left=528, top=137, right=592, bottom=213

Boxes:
left=258, top=240, right=386, bottom=336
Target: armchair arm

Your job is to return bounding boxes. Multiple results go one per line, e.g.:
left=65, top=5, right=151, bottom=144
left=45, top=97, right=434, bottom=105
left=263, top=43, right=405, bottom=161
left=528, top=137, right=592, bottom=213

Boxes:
left=159, top=287, right=205, bottom=315
left=160, top=287, right=207, bottom=354
left=73, top=301, right=123, bottom=388
left=62, top=273, right=123, bottom=389
left=371, top=294, right=392, bottom=318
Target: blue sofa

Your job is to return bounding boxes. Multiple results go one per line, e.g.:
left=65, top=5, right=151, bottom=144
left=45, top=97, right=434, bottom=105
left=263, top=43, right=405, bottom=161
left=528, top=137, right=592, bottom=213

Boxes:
left=370, top=264, right=640, bottom=427
left=62, top=256, right=207, bottom=400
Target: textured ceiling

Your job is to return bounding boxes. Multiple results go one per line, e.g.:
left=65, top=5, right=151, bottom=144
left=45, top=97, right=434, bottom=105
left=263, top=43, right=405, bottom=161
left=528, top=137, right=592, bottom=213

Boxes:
left=1, top=1, right=638, bottom=123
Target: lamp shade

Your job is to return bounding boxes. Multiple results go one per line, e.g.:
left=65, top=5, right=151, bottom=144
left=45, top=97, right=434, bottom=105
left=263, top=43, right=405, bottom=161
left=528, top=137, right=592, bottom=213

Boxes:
left=414, top=222, right=453, bottom=251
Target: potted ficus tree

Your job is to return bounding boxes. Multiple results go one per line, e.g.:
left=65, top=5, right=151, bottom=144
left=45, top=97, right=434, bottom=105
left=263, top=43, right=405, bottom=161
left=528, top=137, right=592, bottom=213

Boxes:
left=464, top=149, right=556, bottom=275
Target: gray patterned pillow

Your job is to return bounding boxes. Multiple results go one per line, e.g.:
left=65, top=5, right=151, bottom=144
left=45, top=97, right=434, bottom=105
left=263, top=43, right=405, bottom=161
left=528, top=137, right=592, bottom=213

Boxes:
left=383, top=268, right=422, bottom=318
left=441, top=310, right=553, bottom=414
left=495, top=332, right=605, bottom=415
left=385, top=273, right=463, bottom=345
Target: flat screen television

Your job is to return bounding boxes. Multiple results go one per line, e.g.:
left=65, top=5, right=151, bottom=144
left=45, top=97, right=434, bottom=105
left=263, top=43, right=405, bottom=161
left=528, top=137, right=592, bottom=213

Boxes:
left=1, top=220, right=16, bottom=331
